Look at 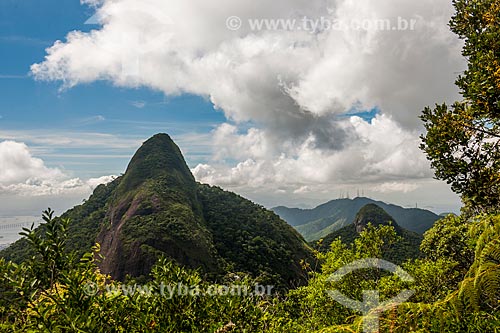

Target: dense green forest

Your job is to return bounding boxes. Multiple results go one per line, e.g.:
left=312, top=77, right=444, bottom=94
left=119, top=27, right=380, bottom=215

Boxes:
left=1, top=0, right=500, bottom=331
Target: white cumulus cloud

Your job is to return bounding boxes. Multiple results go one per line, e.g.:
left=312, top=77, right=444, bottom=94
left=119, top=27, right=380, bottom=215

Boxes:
left=0, top=141, right=65, bottom=185
left=30, top=0, right=464, bottom=210
left=0, top=141, right=115, bottom=197
left=192, top=114, right=431, bottom=189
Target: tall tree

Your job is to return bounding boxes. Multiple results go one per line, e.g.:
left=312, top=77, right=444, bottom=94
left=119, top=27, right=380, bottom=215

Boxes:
left=420, top=0, right=500, bottom=214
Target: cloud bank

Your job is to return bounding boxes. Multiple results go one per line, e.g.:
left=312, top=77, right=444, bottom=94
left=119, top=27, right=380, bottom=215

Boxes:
left=0, top=141, right=115, bottom=196
left=31, top=0, right=465, bottom=204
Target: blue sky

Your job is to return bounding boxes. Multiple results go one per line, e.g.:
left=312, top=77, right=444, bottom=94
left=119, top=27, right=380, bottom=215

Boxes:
left=0, top=0, right=225, bottom=178
left=0, top=0, right=464, bottom=221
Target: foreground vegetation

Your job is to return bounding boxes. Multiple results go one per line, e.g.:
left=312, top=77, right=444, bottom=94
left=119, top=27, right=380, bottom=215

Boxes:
left=0, top=210, right=499, bottom=332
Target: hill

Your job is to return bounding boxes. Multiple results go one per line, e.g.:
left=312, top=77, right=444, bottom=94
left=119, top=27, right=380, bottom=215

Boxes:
left=317, top=204, right=423, bottom=263
left=273, top=197, right=440, bottom=241
left=1, top=133, right=312, bottom=287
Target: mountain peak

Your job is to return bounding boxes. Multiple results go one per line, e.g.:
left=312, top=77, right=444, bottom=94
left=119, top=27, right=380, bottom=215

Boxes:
left=316, top=203, right=423, bottom=263
left=2, top=133, right=313, bottom=286
left=143, top=133, right=176, bottom=147
left=353, top=204, right=396, bottom=232
left=117, top=133, right=195, bottom=195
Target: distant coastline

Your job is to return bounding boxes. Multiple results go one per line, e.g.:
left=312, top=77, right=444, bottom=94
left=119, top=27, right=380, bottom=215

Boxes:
left=0, top=216, right=41, bottom=249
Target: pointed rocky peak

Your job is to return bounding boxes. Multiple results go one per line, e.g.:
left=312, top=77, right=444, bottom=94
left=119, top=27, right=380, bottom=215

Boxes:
left=116, top=133, right=195, bottom=194
left=353, top=204, right=397, bottom=232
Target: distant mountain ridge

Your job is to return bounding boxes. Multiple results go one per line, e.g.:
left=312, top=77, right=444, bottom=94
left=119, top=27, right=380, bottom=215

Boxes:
left=2, top=133, right=313, bottom=287
left=316, top=204, right=423, bottom=263
left=273, top=197, right=440, bottom=241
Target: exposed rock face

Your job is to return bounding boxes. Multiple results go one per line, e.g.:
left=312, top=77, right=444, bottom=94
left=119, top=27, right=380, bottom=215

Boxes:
left=96, top=133, right=220, bottom=280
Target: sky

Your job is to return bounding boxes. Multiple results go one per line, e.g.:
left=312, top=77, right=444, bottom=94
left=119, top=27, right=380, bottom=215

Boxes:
left=0, top=0, right=465, bottom=220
